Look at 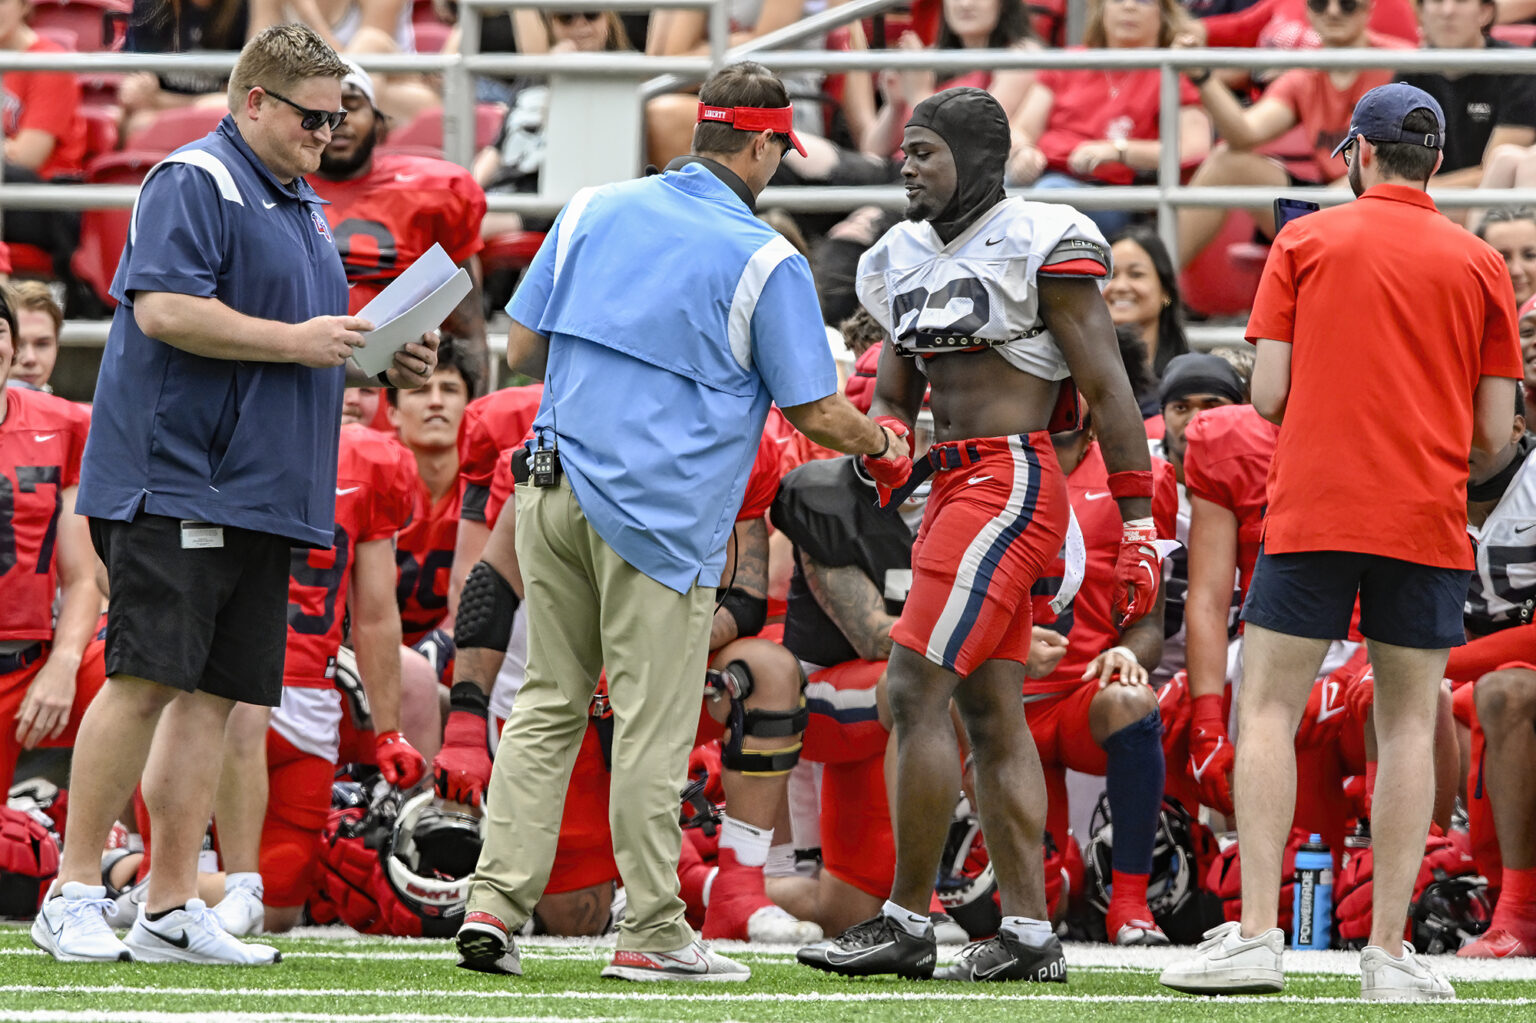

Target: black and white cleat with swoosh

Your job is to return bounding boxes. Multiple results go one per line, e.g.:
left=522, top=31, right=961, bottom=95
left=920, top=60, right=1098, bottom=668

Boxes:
left=796, top=913, right=936, bottom=979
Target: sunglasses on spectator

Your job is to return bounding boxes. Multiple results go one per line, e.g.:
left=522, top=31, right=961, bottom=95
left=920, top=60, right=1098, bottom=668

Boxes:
left=263, top=88, right=348, bottom=132
left=552, top=11, right=603, bottom=24
left=1306, top=0, right=1363, bottom=14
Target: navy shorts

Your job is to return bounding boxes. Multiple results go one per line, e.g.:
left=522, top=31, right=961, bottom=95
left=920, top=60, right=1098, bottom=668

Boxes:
left=1240, top=547, right=1471, bottom=650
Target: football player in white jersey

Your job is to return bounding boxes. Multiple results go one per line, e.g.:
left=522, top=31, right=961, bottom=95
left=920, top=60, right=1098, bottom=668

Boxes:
left=797, top=87, right=1167, bottom=982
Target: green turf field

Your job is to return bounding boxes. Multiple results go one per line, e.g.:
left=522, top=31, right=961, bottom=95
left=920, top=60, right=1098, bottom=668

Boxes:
left=4, top=925, right=1534, bottom=1023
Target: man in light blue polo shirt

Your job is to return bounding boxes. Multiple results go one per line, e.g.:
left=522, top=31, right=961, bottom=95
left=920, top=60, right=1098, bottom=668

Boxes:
left=452, top=62, right=909, bottom=982
left=31, top=25, right=440, bottom=967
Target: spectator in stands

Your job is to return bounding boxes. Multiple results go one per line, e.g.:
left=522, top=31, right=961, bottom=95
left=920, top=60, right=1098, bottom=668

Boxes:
left=120, top=0, right=252, bottom=139
left=250, top=0, right=437, bottom=119
left=1187, top=0, right=1417, bottom=49
left=1171, top=0, right=1409, bottom=267
left=5, top=279, right=61, bottom=391
left=857, top=0, right=1039, bottom=162
left=1400, top=0, right=1536, bottom=206
left=1, top=0, right=86, bottom=278
left=1009, top=0, right=1211, bottom=237
left=1478, top=206, right=1536, bottom=308
left=471, top=10, right=633, bottom=239
left=1105, top=226, right=1189, bottom=382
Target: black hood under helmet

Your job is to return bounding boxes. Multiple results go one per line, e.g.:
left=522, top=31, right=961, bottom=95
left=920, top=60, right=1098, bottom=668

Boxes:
left=907, top=87, right=1010, bottom=242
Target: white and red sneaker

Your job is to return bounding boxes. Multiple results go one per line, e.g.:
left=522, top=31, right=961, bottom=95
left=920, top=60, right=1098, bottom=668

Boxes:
left=600, top=940, right=749, bottom=982
left=1457, top=929, right=1533, bottom=959
left=456, top=911, right=521, bottom=976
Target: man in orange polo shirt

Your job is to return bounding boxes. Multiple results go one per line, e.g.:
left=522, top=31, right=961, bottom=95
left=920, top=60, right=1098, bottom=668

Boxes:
left=1161, top=84, right=1522, bottom=1002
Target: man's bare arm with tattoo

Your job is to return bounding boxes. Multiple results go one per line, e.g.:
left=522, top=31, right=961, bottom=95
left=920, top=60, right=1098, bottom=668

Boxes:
left=801, top=553, right=898, bottom=662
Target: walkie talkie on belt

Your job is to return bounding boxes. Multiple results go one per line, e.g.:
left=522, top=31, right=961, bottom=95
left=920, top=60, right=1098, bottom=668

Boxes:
left=532, top=426, right=561, bottom=488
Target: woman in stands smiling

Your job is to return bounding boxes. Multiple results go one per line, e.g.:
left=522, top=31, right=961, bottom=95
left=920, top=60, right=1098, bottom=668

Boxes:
left=1008, top=0, right=1211, bottom=236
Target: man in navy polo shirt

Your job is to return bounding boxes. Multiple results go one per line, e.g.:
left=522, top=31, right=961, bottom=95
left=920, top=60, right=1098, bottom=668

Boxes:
left=31, top=24, right=440, bottom=967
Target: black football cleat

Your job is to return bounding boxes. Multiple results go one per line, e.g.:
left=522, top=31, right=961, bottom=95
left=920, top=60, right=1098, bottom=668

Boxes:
left=796, top=913, right=936, bottom=979
left=934, top=932, right=1068, bottom=982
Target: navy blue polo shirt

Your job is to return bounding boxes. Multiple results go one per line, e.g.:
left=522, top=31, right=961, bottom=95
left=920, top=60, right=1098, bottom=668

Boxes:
left=77, top=116, right=350, bottom=548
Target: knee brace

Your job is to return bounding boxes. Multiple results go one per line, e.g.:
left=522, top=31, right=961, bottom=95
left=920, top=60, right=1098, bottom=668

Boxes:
left=705, top=659, right=755, bottom=703
left=722, top=696, right=809, bottom=777
left=454, top=561, right=519, bottom=652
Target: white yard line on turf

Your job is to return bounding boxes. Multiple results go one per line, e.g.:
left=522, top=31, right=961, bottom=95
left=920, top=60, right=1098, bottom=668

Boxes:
left=2, top=985, right=1534, bottom=1005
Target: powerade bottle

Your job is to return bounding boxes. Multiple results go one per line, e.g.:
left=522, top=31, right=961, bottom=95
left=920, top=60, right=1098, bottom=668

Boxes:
left=1292, top=834, right=1333, bottom=950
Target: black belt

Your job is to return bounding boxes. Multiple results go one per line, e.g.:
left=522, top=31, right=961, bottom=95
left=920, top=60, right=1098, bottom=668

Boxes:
left=0, top=642, right=45, bottom=675
left=882, top=440, right=986, bottom=509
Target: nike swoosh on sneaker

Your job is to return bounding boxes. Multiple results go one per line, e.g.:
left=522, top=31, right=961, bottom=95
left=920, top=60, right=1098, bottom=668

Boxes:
left=824, top=940, right=896, bottom=964
left=142, top=925, right=191, bottom=949
left=975, top=956, right=1020, bottom=979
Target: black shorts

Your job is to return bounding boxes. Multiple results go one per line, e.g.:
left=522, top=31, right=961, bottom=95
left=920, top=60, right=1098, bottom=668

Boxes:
left=89, top=514, right=291, bottom=706
left=1240, top=547, right=1471, bottom=650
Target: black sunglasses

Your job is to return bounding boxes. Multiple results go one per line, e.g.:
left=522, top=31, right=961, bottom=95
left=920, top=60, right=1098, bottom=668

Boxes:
left=1306, top=0, right=1362, bottom=13
left=264, top=88, right=348, bottom=132
left=552, top=11, right=602, bottom=24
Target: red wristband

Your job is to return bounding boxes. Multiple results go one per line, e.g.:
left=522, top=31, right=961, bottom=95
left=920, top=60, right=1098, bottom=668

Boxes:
left=1107, top=470, right=1154, bottom=499
left=377, top=729, right=403, bottom=743
left=1191, top=693, right=1225, bottom=726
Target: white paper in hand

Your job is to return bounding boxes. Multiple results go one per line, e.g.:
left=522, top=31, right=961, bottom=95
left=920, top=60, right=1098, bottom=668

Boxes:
left=349, top=243, right=472, bottom=377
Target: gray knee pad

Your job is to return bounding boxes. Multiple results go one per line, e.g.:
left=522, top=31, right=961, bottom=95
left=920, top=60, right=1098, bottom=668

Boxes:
left=455, top=561, right=519, bottom=652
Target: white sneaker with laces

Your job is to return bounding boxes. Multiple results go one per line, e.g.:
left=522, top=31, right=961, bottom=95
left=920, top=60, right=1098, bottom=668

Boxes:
left=30, top=882, right=133, bottom=962
left=746, top=904, right=823, bottom=944
left=212, top=877, right=266, bottom=937
left=1159, top=921, right=1285, bottom=994
left=600, top=939, right=750, bottom=982
left=125, top=898, right=281, bottom=965
left=1360, top=942, right=1455, bottom=1002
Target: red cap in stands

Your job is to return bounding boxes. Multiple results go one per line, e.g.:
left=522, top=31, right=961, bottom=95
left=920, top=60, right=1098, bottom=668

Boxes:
left=696, top=102, right=807, bottom=157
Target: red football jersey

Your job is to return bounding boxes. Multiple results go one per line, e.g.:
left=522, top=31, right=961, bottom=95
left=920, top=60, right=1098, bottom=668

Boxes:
left=460, top=384, right=543, bottom=524
left=396, top=471, right=463, bottom=645
left=1027, top=442, right=1179, bottom=696
left=285, top=425, right=417, bottom=687
left=1182, top=404, right=1278, bottom=603
left=0, top=388, right=91, bottom=641
left=311, top=153, right=487, bottom=315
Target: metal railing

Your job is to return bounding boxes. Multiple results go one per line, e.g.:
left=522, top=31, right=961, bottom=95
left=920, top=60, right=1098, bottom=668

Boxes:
left=4, top=7, right=1535, bottom=351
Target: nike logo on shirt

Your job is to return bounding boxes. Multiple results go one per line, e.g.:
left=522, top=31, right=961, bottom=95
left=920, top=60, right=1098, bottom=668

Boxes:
left=34, top=433, right=57, bottom=442
left=336, top=486, right=362, bottom=496
left=261, top=200, right=277, bottom=209
left=966, top=475, right=994, bottom=486
left=395, top=173, right=418, bottom=183
left=1084, top=491, right=1112, bottom=501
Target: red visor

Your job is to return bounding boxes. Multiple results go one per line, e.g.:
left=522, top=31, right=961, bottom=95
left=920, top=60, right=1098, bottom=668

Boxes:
left=696, top=102, right=806, bottom=157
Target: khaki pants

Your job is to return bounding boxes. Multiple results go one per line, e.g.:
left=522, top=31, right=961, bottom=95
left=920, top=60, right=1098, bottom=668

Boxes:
left=466, top=478, right=715, bottom=951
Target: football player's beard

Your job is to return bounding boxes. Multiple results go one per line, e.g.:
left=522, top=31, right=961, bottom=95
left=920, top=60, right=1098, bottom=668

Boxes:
left=321, top=124, right=380, bottom=179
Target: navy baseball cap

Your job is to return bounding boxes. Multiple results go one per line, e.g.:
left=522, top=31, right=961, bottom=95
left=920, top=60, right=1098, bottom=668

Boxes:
left=1330, top=83, right=1446, bottom=159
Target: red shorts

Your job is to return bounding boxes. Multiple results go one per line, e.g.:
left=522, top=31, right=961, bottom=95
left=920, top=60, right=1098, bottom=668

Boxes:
left=891, top=433, right=1069, bottom=677
left=546, top=722, right=619, bottom=895
left=802, top=659, right=888, bottom=765
left=820, top=753, right=894, bottom=899
left=260, top=730, right=334, bottom=907
left=0, top=639, right=108, bottom=792
left=1026, top=683, right=1107, bottom=776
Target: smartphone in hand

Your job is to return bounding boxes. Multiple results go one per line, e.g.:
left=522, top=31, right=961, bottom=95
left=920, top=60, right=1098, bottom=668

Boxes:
left=1274, top=197, right=1321, bottom=234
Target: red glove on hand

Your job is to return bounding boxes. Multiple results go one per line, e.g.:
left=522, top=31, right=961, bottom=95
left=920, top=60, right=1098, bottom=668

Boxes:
left=1187, top=694, right=1235, bottom=817
left=862, top=416, right=913, bottom=507
left=374, top=730, right=426, bottom=789
left=1113, top=518, right=1163, bottom=627
left=432, top=684, right=493, bottom=808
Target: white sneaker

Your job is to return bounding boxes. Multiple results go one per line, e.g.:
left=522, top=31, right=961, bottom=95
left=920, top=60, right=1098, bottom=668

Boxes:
left=125, top=898, right=281, bottom=965
left=212, top=877, right=266, bottom=937
left=30, top=882, right=133, bottom=962
left=746, top=904, right=823, bottom=944
left=1360, top=943, right=1455, bottom=1002
left=600, top=940, right=750, bottom=982
left=1159, top=921, right=1285, bottom=994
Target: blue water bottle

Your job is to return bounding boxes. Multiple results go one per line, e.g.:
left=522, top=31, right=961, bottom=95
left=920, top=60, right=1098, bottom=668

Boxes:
left=1292, top=834, right=1333, bottom=949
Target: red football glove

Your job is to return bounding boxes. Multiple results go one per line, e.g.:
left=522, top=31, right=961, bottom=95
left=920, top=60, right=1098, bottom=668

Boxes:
left=374, top=730, right=426, bottom=789
left=862, top=416, right=913, bottom=507
left=432, top=684, right=493, bottom=808
left=1113, top=518, right=1163, bottom=627
left=1187, top=694, right=1235, bottom=817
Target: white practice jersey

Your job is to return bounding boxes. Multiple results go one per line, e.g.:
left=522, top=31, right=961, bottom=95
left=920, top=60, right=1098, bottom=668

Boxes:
left=1466, top=452, right=1536, bottom=633
left=855, top=197, right=1111, bottom=380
